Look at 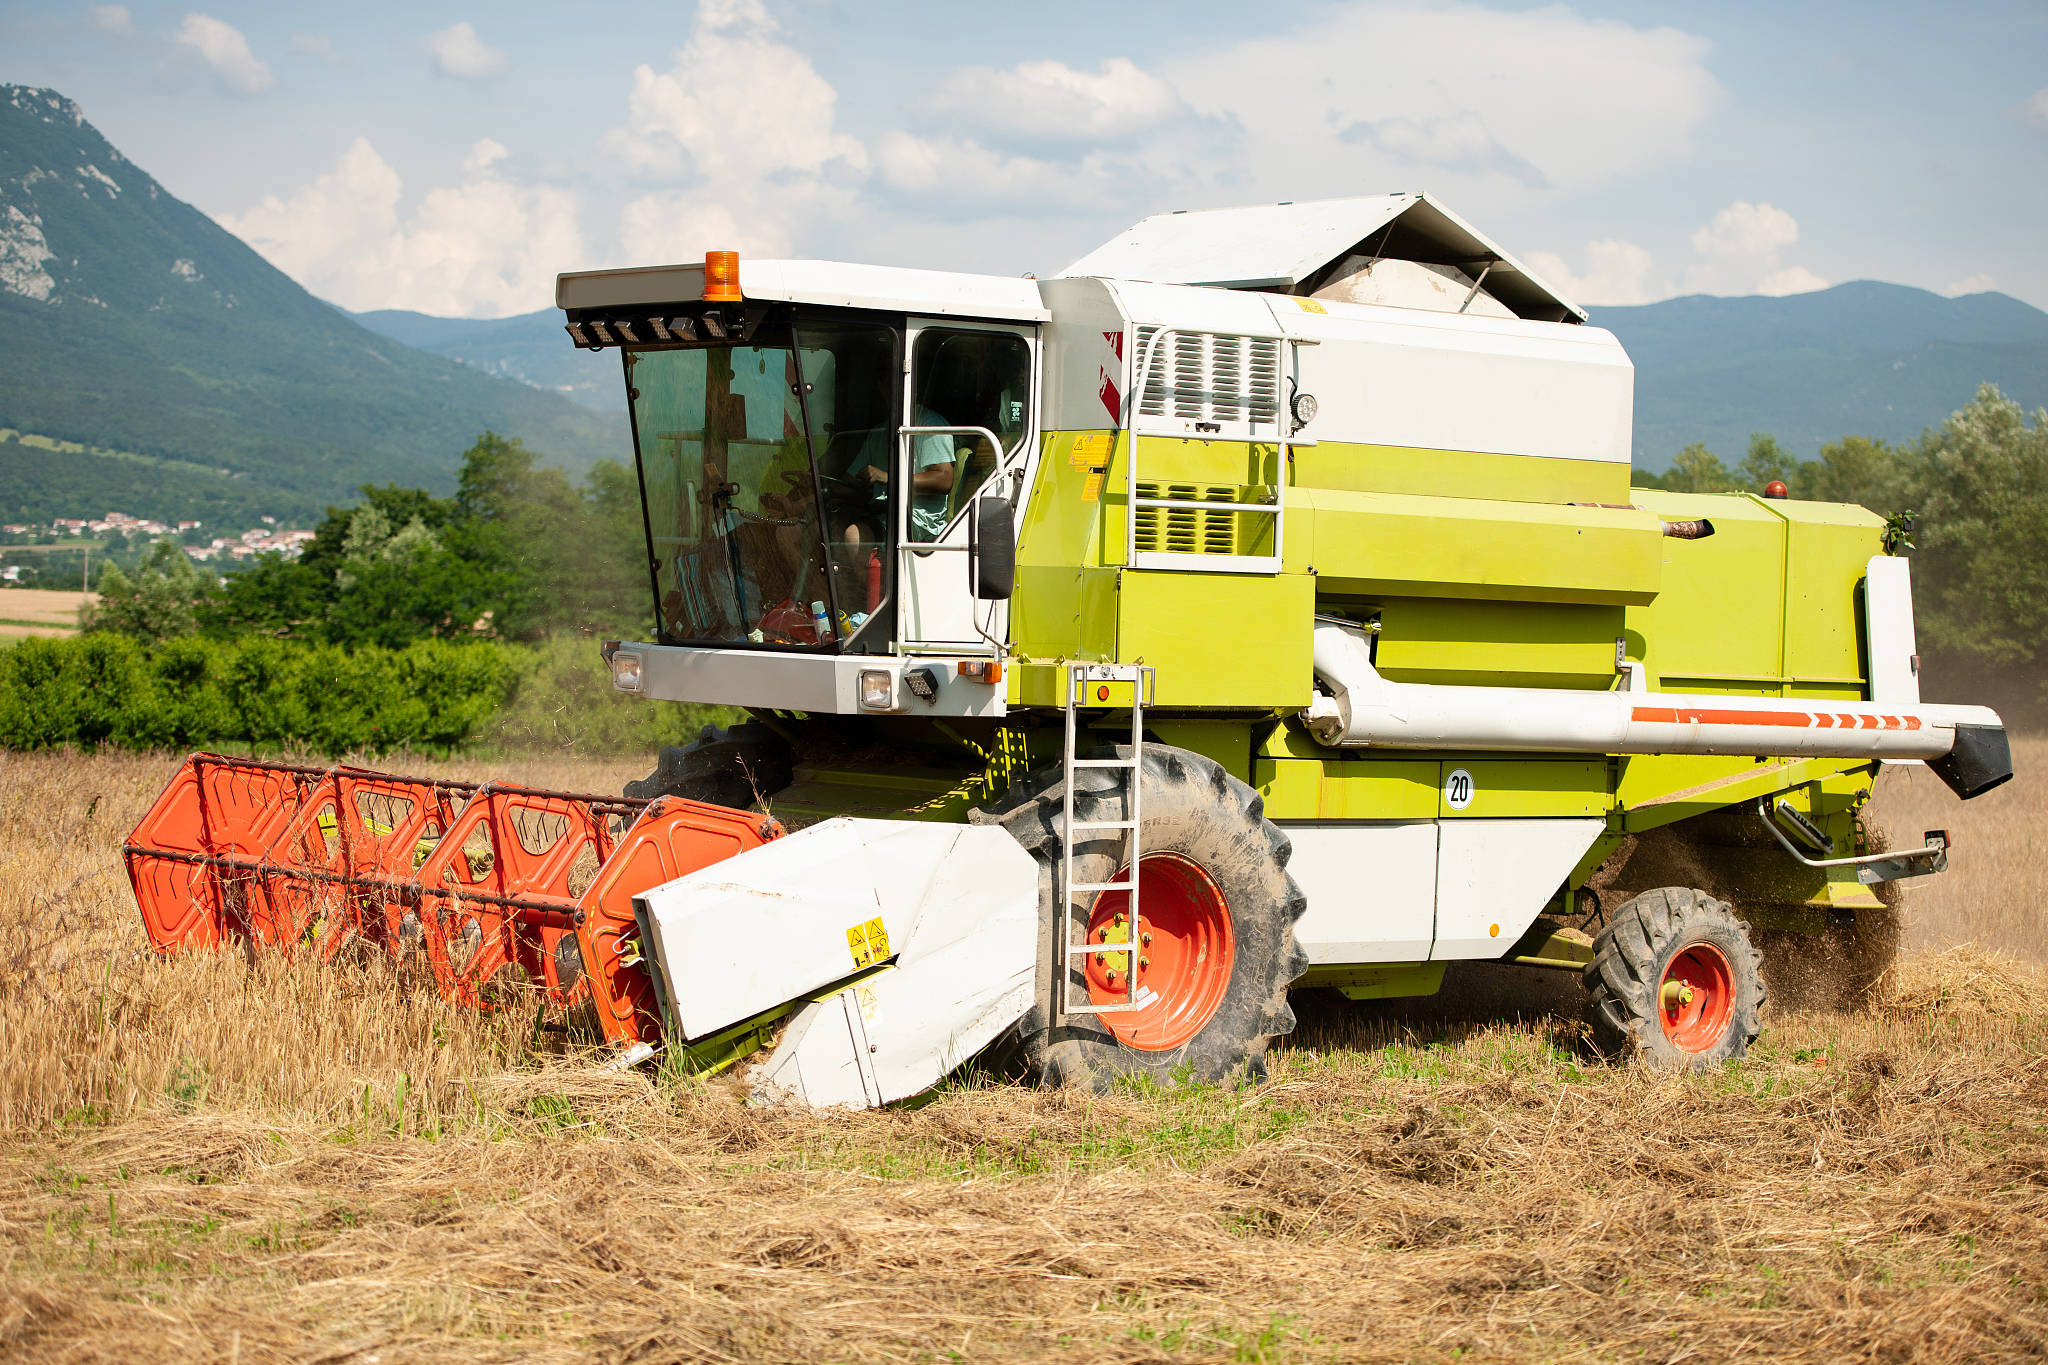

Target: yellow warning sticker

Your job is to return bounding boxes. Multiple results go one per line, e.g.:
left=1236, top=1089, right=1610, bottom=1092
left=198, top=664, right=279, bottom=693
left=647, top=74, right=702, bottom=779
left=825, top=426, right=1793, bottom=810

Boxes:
left=846, top=915, right=890, bottom=969
left=1294, top=298, right=1327, bottom=314
left=1068, top=433, right=1113, bottom=503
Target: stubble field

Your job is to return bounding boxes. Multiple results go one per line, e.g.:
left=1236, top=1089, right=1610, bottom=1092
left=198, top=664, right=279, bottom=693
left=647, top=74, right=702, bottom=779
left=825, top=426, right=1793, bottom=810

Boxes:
left=0, top=588, right=91, bottom=639
left=0, top=744, right=2043, bottom=1363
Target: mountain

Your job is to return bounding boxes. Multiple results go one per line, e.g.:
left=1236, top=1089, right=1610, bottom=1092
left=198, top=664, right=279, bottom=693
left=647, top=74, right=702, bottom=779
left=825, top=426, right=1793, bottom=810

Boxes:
left=0, top=85, right=627, bottom=527
left=1593, top=282, right=2048, bottom=470
left=351, top=306, right=618, bottom=412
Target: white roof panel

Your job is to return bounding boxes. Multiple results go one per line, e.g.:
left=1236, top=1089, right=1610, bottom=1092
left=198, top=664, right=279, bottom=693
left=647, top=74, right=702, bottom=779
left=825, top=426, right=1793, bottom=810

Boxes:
left=557, top=258, right=1050, bottom=322
left=1064, top=194, right=1417, bottom=290
left=1058, top=193, right=1585, bottom=323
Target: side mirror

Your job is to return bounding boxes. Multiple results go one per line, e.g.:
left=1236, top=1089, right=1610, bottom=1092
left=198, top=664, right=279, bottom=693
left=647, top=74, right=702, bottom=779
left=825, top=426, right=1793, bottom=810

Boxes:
left=969, top=497, right=1014, bottom=601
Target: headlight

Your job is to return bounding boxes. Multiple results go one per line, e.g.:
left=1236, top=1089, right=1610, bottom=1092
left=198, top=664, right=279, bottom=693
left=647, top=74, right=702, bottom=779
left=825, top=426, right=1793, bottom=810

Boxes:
left=859, top=668, right=895, bottom=710
left=610, top=650, right=644, bottom=694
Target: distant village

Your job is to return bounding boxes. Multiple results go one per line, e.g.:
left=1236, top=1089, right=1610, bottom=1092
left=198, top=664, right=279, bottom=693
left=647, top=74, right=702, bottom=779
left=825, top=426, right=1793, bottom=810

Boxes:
left=0, top=511, right=315, bottom=583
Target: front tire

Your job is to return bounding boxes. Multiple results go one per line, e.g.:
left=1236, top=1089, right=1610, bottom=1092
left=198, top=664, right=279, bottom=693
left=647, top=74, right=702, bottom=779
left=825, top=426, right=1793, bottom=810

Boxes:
left=625, top=721, right=792, bottom=808
left=971, top=744, right=1308, bottom=1091
left=1585, top=886, right=1766, bottom=1069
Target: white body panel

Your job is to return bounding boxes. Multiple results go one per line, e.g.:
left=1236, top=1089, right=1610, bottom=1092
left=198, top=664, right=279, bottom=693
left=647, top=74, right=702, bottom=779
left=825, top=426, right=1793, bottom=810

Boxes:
left=634, top=818, right=1036, bottom=1040
left=1080, top=278, right=1632, bottom=469
left=558, top=258, right=1049, bottom=322
left=1864, top=554, right=1921, bottom=706
left=1306, top=622, right=1999, bottom=761
left=1282, top=820, right=1437, bottom=963
left=750, top=872, right=1037, bottom=1110
left=893, top=318, right=1038, bottom=654
left=1432, top=819, right=1606, bottom=960
left=1262, top=294, right=1634, bottom=466
left=623, top=644, right=1006, bottom=717
left=1035, top=276, right=1130, bottom=435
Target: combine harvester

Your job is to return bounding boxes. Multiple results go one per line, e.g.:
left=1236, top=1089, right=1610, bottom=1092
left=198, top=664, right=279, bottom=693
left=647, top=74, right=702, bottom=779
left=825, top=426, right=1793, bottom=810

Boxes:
left=128, top=195, right=2012, bottom=1103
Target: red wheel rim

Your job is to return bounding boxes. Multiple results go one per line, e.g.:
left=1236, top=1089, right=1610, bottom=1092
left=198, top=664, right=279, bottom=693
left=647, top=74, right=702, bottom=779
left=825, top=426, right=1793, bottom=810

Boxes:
left=1084, top=854, right=1234, bottom=1051
left=1660, top=943, right=1735, bottom=1052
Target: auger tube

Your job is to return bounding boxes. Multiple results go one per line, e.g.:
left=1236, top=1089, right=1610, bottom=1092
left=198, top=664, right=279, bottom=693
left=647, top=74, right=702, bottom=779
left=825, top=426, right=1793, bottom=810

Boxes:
left=1302, top=622, right=2007, bottom=771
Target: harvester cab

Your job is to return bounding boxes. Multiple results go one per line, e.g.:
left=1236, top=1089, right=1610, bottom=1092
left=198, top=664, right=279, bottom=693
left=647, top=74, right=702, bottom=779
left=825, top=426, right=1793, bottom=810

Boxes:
left=128, top=193, right=2014, bottom=1105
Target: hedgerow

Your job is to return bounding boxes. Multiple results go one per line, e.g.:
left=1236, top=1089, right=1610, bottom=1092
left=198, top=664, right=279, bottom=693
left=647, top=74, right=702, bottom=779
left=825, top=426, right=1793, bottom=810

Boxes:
left=0, top=634, right=731, bottom=757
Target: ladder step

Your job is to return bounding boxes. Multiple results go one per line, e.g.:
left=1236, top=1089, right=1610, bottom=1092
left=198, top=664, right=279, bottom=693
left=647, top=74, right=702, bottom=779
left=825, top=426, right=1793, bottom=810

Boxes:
left=1066, top=880, right=1134, bottom=894
left=1067, top=819, right=1136, bottom=831
left=1070, top=758, right=1138, bottom=769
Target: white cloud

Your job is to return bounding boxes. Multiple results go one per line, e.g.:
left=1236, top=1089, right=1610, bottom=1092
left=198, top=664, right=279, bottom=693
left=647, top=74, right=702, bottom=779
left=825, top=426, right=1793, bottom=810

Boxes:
left=1525, top=239, right=1659, bottom=307
left=1946, top=272, right=1997, bottom=296
left=88, top=5, right=134, bottom=37
left=619, top=194, right=786, bottom=263
left=1161, top=2, right=1721, bottom=201
left=606, top=0, right=864, bottom=180
left=463, top=138, right=508, bottom=175
left=425, top=22, right=506, bottom=79
left=927, top=58, right=1184, bottom=144
left=1681, top=201, right=1825, bottom=296
left=2021, top=88, right=2048, bottom=131
left=292, top=32, right=342, bottom=65
left=172, top=13, right=273, bottom=95
left=1343, top=112, right=1549, bottom=189
left=605, top=0, right=868, bottom=263
left=1691, top=200, right=1799, bottom=259
left=1754, top=265, right=1828, bottom=297
left=218, top=137, right=584, bottom=317
left=874, top=132, right=1112, bottom=212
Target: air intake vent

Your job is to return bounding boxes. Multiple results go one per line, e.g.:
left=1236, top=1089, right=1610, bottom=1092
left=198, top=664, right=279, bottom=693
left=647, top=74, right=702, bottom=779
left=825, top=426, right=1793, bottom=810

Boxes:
left=1134, top=483, right=1245, bottom=556
left=1134, top=329, right=1282, bottom=437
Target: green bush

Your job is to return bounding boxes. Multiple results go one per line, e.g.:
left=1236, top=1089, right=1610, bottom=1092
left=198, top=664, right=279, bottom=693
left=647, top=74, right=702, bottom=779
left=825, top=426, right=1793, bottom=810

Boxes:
left=0, top=633, right=733, bottom=758
left=484, top=635, right=737, bottom=756
left=0, top=635, right=524, bottom=756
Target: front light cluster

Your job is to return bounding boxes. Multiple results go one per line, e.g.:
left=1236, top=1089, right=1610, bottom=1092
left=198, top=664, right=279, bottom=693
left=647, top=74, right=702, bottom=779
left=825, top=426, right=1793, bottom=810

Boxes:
left=610, top=649, right=645, bottom=694
left=859, top=668, right=895, bottom=711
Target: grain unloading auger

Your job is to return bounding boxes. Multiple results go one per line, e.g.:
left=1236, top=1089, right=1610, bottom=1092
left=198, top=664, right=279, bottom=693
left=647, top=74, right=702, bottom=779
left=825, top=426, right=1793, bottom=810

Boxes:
left=129, top=193, right=2018, bottom=1104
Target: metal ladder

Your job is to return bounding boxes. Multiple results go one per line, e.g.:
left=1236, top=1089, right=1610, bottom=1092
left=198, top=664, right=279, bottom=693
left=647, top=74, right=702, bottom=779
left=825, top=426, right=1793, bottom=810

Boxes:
left=1058, top=661, right=1154, bottom=1016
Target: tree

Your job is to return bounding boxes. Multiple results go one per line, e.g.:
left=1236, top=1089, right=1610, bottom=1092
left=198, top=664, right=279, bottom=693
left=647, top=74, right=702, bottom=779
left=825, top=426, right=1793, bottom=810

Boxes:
left=1663, top=442, right=1738, bottom=494
left=1907, top=384, right=2048, bottom=675
left=1736, top=433, right=1799, bottom=492
left=81, top=539, right=213, bottom=641
left=201, top=554, right=329, bottom=639
left=1802, top=434, right=1908, bottom=509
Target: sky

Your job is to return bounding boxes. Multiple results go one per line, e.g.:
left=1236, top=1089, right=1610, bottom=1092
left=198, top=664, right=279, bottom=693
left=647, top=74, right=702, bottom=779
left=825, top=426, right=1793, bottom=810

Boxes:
left=4, top=0, right=2045, bottom=319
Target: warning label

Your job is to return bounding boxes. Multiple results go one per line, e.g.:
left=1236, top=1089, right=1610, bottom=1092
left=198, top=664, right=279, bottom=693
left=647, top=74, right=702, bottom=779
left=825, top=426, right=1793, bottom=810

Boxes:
left=846, top=915, right=891, bottom=969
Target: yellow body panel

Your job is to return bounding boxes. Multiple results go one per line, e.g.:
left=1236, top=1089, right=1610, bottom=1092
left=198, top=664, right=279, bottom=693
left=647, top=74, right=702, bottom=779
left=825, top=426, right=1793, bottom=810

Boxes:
left=1292, top=488, right=1664, bottom=605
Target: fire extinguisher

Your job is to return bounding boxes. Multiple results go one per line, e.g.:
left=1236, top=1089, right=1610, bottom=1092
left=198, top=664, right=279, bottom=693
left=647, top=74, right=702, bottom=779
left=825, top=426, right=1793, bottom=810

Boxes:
left=866, top=550, right=883, bottom=612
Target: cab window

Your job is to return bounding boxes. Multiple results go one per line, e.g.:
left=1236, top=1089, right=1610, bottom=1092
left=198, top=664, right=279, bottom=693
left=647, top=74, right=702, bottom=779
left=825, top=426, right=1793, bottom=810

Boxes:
left=906, top=329, right=1031, bottom=540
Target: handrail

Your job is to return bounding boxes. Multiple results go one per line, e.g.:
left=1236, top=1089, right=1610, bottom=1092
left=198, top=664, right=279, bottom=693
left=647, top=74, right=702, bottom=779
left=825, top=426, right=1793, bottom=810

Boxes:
left=1756, top=798, right=1947, bottom=869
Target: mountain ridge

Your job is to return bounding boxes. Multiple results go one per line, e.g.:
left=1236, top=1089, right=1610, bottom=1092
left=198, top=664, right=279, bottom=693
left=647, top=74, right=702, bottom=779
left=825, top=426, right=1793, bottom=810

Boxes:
left=0, top=84, right=626, bottom=525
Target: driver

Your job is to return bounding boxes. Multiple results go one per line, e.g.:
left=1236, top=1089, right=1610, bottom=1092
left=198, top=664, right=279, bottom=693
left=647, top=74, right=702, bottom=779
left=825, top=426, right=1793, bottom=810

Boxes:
left=842, top=404, right=955, bottom=553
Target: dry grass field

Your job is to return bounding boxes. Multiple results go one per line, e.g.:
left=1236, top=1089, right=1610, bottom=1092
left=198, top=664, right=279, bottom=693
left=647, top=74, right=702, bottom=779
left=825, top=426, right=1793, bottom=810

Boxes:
left=0, top=588, right=93, bottom=639
left=1, top=744, right=2043, bottom=1363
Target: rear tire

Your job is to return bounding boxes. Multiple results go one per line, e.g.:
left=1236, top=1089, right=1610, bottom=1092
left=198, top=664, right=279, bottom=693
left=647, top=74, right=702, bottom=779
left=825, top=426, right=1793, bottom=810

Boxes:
left=1585, top=887, right=1765, bottom=1070
left=971, top=744, right=1308, bottom=1091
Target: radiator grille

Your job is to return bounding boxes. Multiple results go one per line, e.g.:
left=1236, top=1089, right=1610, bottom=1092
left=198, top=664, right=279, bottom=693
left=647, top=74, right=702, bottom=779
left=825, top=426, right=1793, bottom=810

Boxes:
left=1133, top=483, right=1242, bottom=556
left=1134, top=329, right=1282, bottom=431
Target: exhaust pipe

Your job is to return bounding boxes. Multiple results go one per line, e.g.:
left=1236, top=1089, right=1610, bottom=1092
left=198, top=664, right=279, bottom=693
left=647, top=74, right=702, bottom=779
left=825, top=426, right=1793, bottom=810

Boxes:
left=1302, top=623, right=2010, bottom=797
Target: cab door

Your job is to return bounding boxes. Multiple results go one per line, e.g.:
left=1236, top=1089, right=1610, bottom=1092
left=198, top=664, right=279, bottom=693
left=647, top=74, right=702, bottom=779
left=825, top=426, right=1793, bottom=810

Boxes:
left=894, top=321, right=1037, bottom=653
